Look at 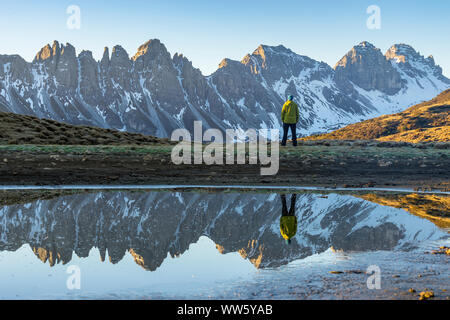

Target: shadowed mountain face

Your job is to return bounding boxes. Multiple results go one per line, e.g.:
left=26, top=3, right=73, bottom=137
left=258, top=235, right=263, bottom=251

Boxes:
left=0, top=191, right=446, bottom=271
left=0, top=40, right=448, bottom=137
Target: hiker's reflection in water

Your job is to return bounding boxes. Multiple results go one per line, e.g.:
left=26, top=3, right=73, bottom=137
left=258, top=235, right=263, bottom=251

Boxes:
left=280, top=194, right=297, bottom=245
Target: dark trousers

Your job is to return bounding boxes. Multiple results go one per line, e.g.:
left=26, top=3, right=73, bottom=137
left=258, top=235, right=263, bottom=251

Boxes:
left=281, top=123, right=297, bottom=146
left=281, top=194, right=297, bottom=216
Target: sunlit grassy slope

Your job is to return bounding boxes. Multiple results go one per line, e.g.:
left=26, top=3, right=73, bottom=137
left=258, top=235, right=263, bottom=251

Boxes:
left=359, top=193, right=450, bottom=228
left=304, top=89, right=450, bottom=143
left=0, top=112, right=168, bottom=145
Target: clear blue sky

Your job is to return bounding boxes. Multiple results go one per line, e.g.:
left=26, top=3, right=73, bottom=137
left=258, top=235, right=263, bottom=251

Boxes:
left=1, top=0, right=449, bottom=77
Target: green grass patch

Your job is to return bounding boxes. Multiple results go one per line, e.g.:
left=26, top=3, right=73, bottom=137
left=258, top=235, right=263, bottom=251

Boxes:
left=0, top=144, right=448, bottom=160
left=0, top=144, right=174, bottom=155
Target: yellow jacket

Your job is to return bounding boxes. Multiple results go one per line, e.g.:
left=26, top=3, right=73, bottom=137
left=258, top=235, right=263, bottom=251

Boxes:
left=281, top=100, right=299, bottom=124
left=280, top=216, right=298, bottom=240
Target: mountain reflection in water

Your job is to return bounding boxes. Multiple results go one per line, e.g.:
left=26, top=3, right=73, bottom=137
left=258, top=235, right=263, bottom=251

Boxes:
left=0, top=191, right=447, bottom=271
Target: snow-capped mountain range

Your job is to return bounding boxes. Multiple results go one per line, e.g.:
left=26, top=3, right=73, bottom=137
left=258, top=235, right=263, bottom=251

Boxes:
left=0, top=40, right=448, bottom=137
left=0, top=191, right=445, bottom=270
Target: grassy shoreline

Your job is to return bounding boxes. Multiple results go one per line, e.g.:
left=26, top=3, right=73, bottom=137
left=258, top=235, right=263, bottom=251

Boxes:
left=0, top=142, right=448, bottom=191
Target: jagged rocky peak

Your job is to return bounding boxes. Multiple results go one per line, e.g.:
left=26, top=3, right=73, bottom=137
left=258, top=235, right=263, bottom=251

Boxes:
left=173, top=52, right=195, bottom=71
left=33, top=41, right=77, bottom=64
left=241, top=43, right=321, bottom=85
left=51, top=40, right=61, bottom=62
left=60, top=42, right=76, bottom=57
left=100, top=46, right=110, bottom=72
left=132, top=39, right=168, bottom=60
left=139, top=39, right=162, bottom=53
left=101, top=47, right=110, bottom=62
left=385, top=43, right=442, bottom=70
left=0, top=54, right=30, bottom=82
left=109, top=45, right=132, bottom=71
left=242, top=44, right=295, bottom=68
left=111, top=45, right=129, bottom=60
left=218, top=58, right=236, bottom=69
left=385, top=43, right=421, bottom=63
left=334, top=41, right=380, bottom=68
left=334, top=41, right=403, bottom=94
left=241, top=45, right=281, bottom=74
left=30, top=41, right=79, bottom=89
left=34, top=41, right=57, bottom=62
left=240, top=54, right=258, bottom=74
left=354, top=41, right=378, bottom=52
left=426, top=55, right=435, bottom=64
left=247, top=44, right=270, bottom=67
left=253, top=44, right=293, bottom=58
left=385, top=44, right=448, bottom=82
left=34, top=42, right=53, bottom=62
left=356, top=41, right=376, bottom=49
left=173, top=52, right=205, bottom=96
left=214, top=58, right=249, bottom=80
left=78, top=49, right=93, bottom=60
left=32, top=246, right=72, bottom=266
left=129, top=249, right=147, bottom=270
left=172, top=52, right=185, bottom=63
left=131, top=39, right=174, bottom=75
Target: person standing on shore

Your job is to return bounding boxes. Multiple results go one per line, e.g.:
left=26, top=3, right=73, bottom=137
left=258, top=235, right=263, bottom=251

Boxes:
left=281, top=95, right=299, bottom=146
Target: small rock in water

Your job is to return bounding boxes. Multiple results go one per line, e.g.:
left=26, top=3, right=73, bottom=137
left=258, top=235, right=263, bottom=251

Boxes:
left=344, top=270, right=363, bottom=274
left=428, top=246, right=449, bottom=255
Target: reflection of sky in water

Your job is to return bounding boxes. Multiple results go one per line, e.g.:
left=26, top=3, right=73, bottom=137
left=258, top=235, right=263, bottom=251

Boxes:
left=0, top=236, right=255, bottom=299
left=0, top=190, right=448, bottom=299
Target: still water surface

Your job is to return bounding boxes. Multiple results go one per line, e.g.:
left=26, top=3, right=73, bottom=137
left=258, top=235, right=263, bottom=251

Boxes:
left=0, top=189, right=448, bottom=299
